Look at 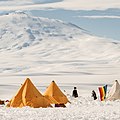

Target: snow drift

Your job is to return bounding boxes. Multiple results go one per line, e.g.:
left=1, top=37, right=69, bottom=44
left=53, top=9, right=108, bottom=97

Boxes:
left=0, top=11, right=120, bottom=76
left=0, top=96, right=120, bottom=120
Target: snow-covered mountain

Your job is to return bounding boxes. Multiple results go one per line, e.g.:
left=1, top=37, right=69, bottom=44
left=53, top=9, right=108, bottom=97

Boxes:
left=0, top=11, right=120, bottom=76
left=0, top=11, right=88, bottom=50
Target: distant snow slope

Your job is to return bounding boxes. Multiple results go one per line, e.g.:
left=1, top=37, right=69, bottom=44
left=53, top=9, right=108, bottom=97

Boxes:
left=0, top=11, right=120, bottom=76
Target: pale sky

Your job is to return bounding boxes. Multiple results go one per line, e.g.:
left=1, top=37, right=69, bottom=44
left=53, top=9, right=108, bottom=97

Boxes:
left=0, top=0, right=120, bottom=10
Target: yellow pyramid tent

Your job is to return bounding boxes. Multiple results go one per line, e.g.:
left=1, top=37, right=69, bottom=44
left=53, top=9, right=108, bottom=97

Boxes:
left=43, top=81, right=69, bottom=105
left=7, top=78, right=51, bottom=108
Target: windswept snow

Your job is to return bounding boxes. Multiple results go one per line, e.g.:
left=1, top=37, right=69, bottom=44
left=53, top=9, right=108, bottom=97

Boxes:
left=0, top=98, right=120, bottom=120
left=0, top=11, right=120, bottom=76
left=0, top=76, right=120, bottom=120
left=0, top=11, right=119, bottom=119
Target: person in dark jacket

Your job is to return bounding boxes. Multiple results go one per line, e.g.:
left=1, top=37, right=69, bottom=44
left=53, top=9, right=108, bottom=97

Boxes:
left=72, top=87, right=78, bottom=98
left=91, top=90, right=97, bottom=100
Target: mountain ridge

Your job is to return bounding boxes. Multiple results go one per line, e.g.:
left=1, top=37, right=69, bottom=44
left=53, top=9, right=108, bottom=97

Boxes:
left=0, top=11, right=120, bottom=75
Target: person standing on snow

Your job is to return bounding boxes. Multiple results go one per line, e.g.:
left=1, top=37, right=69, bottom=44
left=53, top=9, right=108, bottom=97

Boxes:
left=91, top=90, right=97, bottom=100
left=72, top=87, right=78, bottom=98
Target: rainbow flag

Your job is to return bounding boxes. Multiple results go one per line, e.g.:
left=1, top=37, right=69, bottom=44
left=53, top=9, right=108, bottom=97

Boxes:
left=98, top=85, right=107, bottom=101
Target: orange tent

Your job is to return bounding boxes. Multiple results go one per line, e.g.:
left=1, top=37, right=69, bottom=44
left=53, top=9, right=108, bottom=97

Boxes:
left=7, top=78, right=51, bottom=108
left=43, top=81, right=69, bottom=105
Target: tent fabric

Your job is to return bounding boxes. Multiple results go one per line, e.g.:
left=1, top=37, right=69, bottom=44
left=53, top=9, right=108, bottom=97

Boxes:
left=107, top=80, right=120, bottom=101
left=43, top=81, right=69, bottom=104
left=7, top=78, right=51, bottom=108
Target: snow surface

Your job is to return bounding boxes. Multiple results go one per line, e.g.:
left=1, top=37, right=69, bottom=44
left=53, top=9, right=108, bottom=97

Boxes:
left=0, top=11, right=120, bottom=120
left=0, top=76, right=120, bottom=120
left=0, top=98, right=119, bottom=120
left=0, top=11, right=120, bottom=76
left=0, top=81, right=119, bottom=119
